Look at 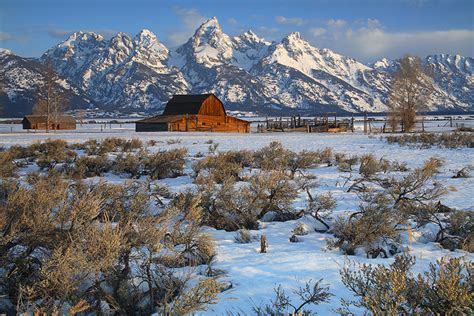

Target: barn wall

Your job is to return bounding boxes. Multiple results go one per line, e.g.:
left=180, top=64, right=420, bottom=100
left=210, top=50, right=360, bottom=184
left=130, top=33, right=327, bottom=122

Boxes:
left=57, top=123, right=76, bottom=130
left=22, top=118, right=76, bottom=130
left=168, top=115, right=249, bottom=133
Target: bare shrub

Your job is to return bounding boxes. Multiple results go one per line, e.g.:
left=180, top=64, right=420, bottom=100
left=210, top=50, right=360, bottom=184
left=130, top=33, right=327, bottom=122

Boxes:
left=390, top=160, right=409, bottom=172
left=248, top=171, right=299, bottom=221
left=113, top=152, right=143, bottom=178
left=452, top=166, right=471, bottom=178
left=166, top=277, right=220, bottom=314
left=196, top=177, right=260, bottom=231
left=147, top=139, right=158, bottom=147
left=74, top=137, right=142, bottom=155
left=359, top=154, right=382, bottom=179
left=234, top=229, right=256, bottom=243
left=319, top=147, right=333, bottom=166
left=167, top=138, right=182, bottom=145
left=337, top=155, right=359, bottom=172
left=253, top=143, right=323, bottom=176
left=6, top=144, right=35, bottom=159
left=253, top=280, right=332, bottom=315
left=287, top=150, right=322, bottom=177
left=386, top=132, right=474, bottom=149
left=162, top=192, right=216, bottom=267
left=99, top=137, right=126, bottom=153
left=192, top=150, right=252, bottom=183
left=305, top=192, right=337, bottom=231
left=253, top=141, right=293, bottom=171
left=440, top=210, right=474, bottom=252
left=292, top=222, right=309, bottom=236
left=0, top=176, right=218, bottom=315
left=196, top=169, right=299, bottom=230
left=386, top=158, right=446, bottom=214
left=73, top=155, right=112, bottom=178
left=328, top=192, right=400, bottom=257
left=122, top=138, right=143, bottom=152
left=71, top=139, right=100, bottom=155
left=144, top=148, right=187, bottom=179
left=0, top=151, right=17, bottom=177
left=34, top=139, right=76, bottom=170
left=339, top=254, right=473, bottom=315
left=208, top=143, right=219, bottom=154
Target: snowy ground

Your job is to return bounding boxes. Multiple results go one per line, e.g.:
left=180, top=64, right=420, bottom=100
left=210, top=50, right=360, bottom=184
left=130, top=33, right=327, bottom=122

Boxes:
left=0, top=125, right=473, bottom=314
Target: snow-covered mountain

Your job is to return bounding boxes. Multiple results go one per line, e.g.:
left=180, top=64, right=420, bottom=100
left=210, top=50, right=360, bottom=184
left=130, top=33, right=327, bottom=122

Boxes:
left=0, top=49, right=91, bottom=117
left=1, top=17, right=473, bottom=116
left=41, top=30, right=188, bottom=111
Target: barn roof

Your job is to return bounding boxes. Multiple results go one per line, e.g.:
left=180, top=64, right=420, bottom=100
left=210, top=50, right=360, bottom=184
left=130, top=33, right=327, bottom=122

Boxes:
left=23, top=115, right=76, bottom=124
left=162, top=94, right=215, bottom=115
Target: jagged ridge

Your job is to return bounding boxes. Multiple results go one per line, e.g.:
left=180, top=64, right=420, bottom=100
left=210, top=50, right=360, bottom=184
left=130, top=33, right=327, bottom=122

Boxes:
left=1, top=17, right=472, bottom=116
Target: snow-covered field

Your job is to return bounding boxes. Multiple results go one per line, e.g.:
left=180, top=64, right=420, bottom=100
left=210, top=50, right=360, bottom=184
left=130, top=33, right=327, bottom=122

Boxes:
left=0, top=126, right=472, bottom=314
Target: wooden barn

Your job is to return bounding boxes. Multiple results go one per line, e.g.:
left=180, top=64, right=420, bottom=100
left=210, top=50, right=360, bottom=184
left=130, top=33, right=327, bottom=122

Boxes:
left=22, top=115, right=76, bottom=130
left=136, top=94, right=250, bottom=133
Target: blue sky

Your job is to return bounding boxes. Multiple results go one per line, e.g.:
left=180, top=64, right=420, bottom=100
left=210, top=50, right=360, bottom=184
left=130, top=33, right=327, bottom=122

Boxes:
left=1, top=0, right=473, bottom=62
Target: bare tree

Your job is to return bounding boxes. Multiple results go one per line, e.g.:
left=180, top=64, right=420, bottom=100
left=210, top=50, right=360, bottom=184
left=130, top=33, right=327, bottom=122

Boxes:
left=0, top=81, right=5, bottom=115
left=388, top=55, right=434, bottom=132
left=32, top=60, right=68, bottom=132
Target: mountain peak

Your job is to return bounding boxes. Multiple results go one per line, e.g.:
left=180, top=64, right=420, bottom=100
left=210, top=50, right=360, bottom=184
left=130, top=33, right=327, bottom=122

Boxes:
left=0, top=48, right=12, bottom=55
left=238, top=30, right=267, bottom=44
left=190, top=16, right=231, bottom=49
left=109, top=32, right=133, bottom=47
left=192, top=16, right=225, bottom=43
left=66, top=31, right=104, bottom=43
left=112, top=32, right=131, bottom=39
left=136, top=29, right=156, bottom=38
left=133, top=29, right=169, bottom=67
left=373, top=57, right=391, bottom=69
left=286, top=32, right=302, bottom=41
left=281, top=32, right=307, bottom=48
left=200, top=16, right=220, bottom=29
left=134, top=29, right=159, bottom=46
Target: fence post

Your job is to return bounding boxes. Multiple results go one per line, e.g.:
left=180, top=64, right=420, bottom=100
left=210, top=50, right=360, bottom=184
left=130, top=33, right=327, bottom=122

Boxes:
left=364, top=112, right=368, bottom=134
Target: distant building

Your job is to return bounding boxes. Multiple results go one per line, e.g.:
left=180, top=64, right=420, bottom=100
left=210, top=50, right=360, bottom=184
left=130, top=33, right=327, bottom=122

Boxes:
left=22, top=115, right=76, bottom=130
left=135, top=94, right=250, bottom=133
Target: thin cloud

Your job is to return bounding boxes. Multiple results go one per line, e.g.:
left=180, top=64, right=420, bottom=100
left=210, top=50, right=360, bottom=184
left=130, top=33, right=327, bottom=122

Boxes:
left=47, top=27, right=73, bottom=39
left=168, top=7, right=207, bottom=45
left=257, top=26, right=280, bottom=40
left=47, top=27, right=117, bottom=40
left=309, top=27, right=326, bottom=37
left=0, top=31, right=12, bottom=41
left=275, top=16, right=305, bottom=26
left=327, top=19, right=347, bottom=28
left=228, top=17, right=238, bottom=26
left=306, top=18, right=474, bottom=62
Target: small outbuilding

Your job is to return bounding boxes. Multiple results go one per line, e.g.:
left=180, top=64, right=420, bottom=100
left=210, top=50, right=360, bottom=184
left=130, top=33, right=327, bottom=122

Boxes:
left=135, top=94, right=250, bottom=133
left=22, top=115, right=76, bottom=130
